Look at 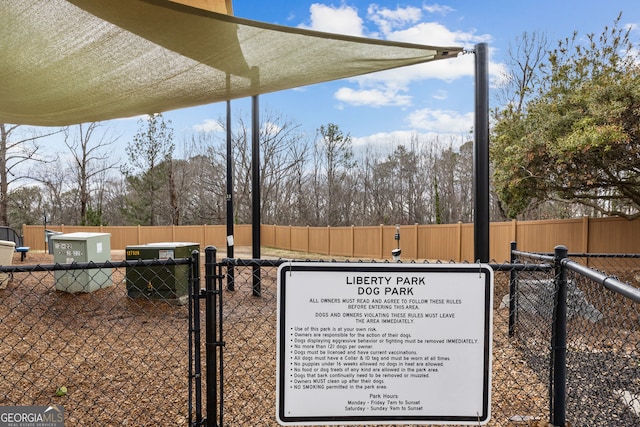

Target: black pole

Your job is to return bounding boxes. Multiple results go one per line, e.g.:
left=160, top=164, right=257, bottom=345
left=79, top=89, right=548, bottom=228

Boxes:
left=551, top=245, right=568, bottom=426
left=508, top=241, right=518, bottom=337
left=251, top=95, right=261, bottom=296
left=226, top=99, right=235, bottom=291
left=474, top=42, right=490, bottom=263
left=190, top=250, right=202, bottom=425
left=204, top=246, right=218, bottom=427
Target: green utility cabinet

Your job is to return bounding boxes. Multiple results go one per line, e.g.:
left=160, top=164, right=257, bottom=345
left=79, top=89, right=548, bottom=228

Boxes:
left=125, top=242, right=199, bottom=305
left=51, top=232, right=112, bottom=293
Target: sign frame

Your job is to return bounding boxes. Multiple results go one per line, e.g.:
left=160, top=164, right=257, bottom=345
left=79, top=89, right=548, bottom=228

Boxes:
left=276, top=262, right=493, bottom=425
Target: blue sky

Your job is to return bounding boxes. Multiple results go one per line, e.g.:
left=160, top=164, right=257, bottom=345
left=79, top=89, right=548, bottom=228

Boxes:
left=50, top=1, right=640, bottom=153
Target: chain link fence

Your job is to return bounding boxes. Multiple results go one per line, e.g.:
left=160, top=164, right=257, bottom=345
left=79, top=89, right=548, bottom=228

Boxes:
left=216, top=257, right=551, bottom=427
left=2, top=248, right=638, bottom=426
left=511, top=250, right=640, bottom=427
left=216, top=250, right=638, bottom=427
left=0, top=254, right=195, bottom=426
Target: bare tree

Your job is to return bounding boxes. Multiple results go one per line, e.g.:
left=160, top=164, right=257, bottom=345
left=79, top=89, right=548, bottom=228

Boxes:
left=63, top=123, right=120, bottom=225
left=495, top=31, right=549, bottom=114
left=0, top=123, right=61, bottom=226
left=212, top=109, right=309, bottom=225
left=315, top=123, right=355, bottom=225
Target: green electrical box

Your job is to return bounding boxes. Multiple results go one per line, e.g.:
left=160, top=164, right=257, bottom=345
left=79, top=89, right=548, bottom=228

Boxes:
left=51, top=232, right=112, bottom=293
left=125, top=242, right=199, bottom=305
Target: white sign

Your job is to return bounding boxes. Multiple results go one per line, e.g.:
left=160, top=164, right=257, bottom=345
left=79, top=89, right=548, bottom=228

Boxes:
left=276, top=262, right=493, bottom=425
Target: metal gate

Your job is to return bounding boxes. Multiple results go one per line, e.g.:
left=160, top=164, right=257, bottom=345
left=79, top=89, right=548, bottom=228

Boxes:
left=187, top=246, right=640, bottom=427
left=189, top=247, right=225, bottom=427
left=189, top=247, right=286, bottom=427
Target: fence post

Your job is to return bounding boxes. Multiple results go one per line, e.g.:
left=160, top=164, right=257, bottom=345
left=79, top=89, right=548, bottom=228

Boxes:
left=414, top=223, right=418, bottom=259
left=551, top=245, right=568, bottom=427
left=508, top=241, right=517, bottom=337
left=189, top=249, right=202, bottom=426
left=457, top=222, right=463, bottom=262
left=351, top=225, right=355, bottom=257
left=205, top=246, right=218, bottom=427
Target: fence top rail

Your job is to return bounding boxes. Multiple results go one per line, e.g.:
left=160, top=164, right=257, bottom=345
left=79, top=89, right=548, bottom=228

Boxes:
left=529, top=252, right=640, bottom=258
left=221, top=258, right=410, bottom=267
left=490, top=262, right=553, bottom=272
left=512, top=250, right=555, bottom=263
left=562, top=258, right=640, bottom=303
left=218, top=257, right=555, bottom=274
left=0, top=258, right=192, bottom=273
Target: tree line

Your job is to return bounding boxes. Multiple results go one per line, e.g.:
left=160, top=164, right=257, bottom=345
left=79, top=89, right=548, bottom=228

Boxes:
left=1, top=111, right=483, bottom=229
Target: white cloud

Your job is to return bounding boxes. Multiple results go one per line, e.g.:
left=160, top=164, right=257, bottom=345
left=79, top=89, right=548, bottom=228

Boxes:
left=389, top=21, right=489, bottom=48
left=367, top=4, right=422, bottom=36
left=334, top=87, right=412, bottom=107
left=193, top=119, right=223, bottom=133
left=432, top=89, right=448, bottom=100
left=423, top=3, right=455, bottom=15
left=296, top=2, right=502, bottom=136
left=299, top=3, right=364, bottom=36
left=408, top=108, right=474, bottom=133
left=325, top=12, right=493, bottom=108
left=263, top=121, right=282, bottom=135
left=331, top=53, right=475, bottom=108
left=352, top=130, right=417, bottom=146
left=352, top=130, right=469, bottom=151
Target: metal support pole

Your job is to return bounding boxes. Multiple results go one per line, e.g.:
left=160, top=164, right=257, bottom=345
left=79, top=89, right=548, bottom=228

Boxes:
left=508, top=241, right=518, bottom=337
left=551, top=245, right=568, bottom=427
left=190, top=250, right=202, bottom=426
left=474, top=42, right=490, bottom=263
left=205, top=246, right=218, bottom=427
left=226, top=100, right=235, bottom=292
left=251, top=94, right=261, bottom=296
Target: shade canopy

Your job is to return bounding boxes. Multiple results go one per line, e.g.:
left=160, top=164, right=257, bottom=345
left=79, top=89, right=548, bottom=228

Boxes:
left=1, top=0, right=463, bottom=126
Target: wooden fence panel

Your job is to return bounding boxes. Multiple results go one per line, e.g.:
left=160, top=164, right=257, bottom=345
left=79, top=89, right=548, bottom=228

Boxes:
left=395, top=225, right=418, bottom=260
left=419, top=223, right=460, bottom=261
left=21, top=217, right=640, bottom=259
left=102, top=226, right=141, bottom=249
left=274, top=226, right=292, bottom=251
left=290, top=226, right=310, bottom=253
left=353, top=226, right=382, bottom=259
left=23, top=225, right=47, bottom=251
left=587, top=217, right=640, bottom=253
left=329, top=227, right=353, bottom=257
left=307, top=227, right=329, bottom=255
left=137, top=227, right=173, bottom=245
left=490, top=221, right=516, bottom=262
left=203, top=225, right=227, bottom=249
left=460, top=223, right=475, bottom=262
left=515, top=218, right=585, bottom=254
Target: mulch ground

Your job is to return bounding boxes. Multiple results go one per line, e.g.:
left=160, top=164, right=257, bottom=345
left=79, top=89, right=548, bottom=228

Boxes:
left=1, top=249, right=634, bottom=426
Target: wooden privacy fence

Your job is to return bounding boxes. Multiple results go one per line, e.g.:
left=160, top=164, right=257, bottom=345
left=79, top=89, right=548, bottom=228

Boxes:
left=22, top=216, right=640, bottom=262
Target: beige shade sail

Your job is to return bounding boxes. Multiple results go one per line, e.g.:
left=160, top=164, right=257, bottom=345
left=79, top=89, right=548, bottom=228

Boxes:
left=0, top=0, right=463, bottom=126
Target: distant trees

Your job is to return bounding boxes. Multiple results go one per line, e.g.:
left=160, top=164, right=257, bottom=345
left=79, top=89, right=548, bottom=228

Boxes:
left=492, top=15, right=640, bottom=219
left=5, top=112, right=480, bottom=229
left=118, top=114, right=476, bottom=228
